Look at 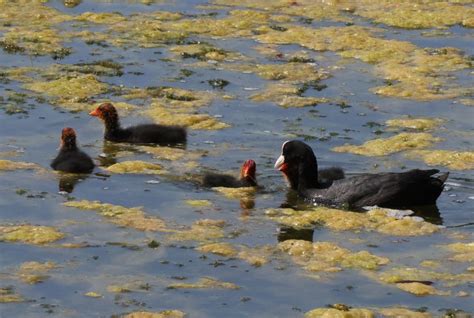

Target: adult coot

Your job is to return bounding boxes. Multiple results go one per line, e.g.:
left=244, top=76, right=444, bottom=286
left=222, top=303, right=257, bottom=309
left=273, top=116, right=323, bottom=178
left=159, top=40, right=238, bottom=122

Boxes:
left=203, top=160, right=257, bottom=188
left=51, top=128, right=94, bottom=173
left=274, top=140, right=448, bottom=209
left=89, top=102, right=186, bottom=145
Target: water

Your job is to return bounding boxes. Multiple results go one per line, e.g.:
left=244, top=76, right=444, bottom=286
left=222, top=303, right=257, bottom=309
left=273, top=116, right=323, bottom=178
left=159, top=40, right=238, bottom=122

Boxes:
left=1, top=1, right=473, bottom=317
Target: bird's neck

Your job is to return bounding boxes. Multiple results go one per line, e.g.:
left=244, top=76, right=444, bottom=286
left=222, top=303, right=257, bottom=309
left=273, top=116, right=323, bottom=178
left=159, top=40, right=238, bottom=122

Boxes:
left=61, top=141, right=77, bottom=151
left=104, top=116, right=122, bottom=135
left=296, top=159, right=319, bottom=191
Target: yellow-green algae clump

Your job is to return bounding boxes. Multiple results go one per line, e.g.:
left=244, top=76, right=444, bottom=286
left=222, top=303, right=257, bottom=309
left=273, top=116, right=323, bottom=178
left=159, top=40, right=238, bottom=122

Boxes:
left=0, top=225, right=65, bottom=245
left=442, top=242, right=474, bottom=262
left=106, top=161, right=164, bottom=174
left=16, top=261, right=58, bottom=284
left=196, top=242, right=272, bottom=267
left=0, top=160, right=40, bottom=171
left=213, top=186, right=256, bottom=200
left=64, top=200, right=171, bottom=232
left=24, top=74, right=108, bottom=110
left=354, top=1, right=474, bottom=29
left=256, top=25, right=471, bottom=101
left=266, top=207, right=440, bottom=237
left=167, top=219, right=225, bottom=242
left=0, top=287, right=24, bottom=303
left=305, top=307, right=374, bottom=318
left=122, top=310, right=186, bottom=318
left=251, top=83, right=328, bottom=108
left=385, top=117, right=444, bottom=131
left=332, top=133, right=440, bottom=156
left=278, top=240, right=389, bottom=273
left=407, top=150, right=474, bottom=170
left=167, top=277, right=239, bottom=290
left=185, top=200, right=212, bottom=207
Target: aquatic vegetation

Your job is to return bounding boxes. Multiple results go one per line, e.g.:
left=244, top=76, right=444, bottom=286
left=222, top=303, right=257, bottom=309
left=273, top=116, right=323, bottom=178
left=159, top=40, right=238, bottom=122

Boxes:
left=266, top=207, right=440, bottom=237
left=169, top=43, right=243, bottom=62
left=16, top=261, right=58, bottom=284
left=137, top=146, right=202, bottom=162
left=442, top=242, right=474, bottom=262
left=354, top=1, right=474, bottom=29
left=0, top=287, right=24, bottom=303
left=213, top=187, right=256, bottom=200
left=197, top=242, right=271, bottom=266
left=106, top=161, right=164, bottom=174
left=75, top=12, right=127, bottom=24
left=305, top=307, right=374, bottom=318
left=64, top=200, right=170, bottom=232
left=121, top=311, right=186, bottom=318
left=167, top=219, right=225, bottom=242
left=24, top=74, right=109, bottom=109
left=278, top=240, right=389, bottom=274
left=385, top=118, right=444, bottom=131
left=407, top=150, right=474, bottom=170
left=395, top=282, right=449, bottom=296
left=256, top=25, right=471, bottom=100
left=185, top=200, right=212, bottom=207
left=84, top=291, right=102, bottom=298
left=378, top=308, right=431, bottom=318
left=167, top=277, right=239, bottom=290
left=251, top=83, right=328, bottom=108
left=332, top=133, right=440, bottom=156
left=145, top=101, right=229, bottom=130
left=0, top=160, right=39, bottom=171
left=0, top=225, right=65, bottom=245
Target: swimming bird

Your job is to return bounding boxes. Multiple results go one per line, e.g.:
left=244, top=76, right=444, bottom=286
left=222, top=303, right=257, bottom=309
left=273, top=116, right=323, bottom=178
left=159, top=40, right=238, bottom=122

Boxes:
left=203, top=160, right=257, bottom=188
left=51, top=127, right=94, bottom=173
left=275, top=140, right=448, bottom=209
left=89, top=102, right=186, bottom=145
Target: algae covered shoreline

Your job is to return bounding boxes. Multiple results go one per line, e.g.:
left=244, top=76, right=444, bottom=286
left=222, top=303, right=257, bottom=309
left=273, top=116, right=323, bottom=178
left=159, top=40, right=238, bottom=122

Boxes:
left=0, top=0, right=473, bottom=317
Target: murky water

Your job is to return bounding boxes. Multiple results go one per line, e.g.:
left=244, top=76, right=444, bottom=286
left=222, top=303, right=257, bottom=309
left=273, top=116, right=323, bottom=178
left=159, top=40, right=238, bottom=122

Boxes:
left=1, top=1, right=473, bottom=317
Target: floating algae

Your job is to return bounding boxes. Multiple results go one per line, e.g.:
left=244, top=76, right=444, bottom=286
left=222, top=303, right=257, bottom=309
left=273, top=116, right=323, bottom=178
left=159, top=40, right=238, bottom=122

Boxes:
left=64, top=200, right=171, bottom=232
left=378, top=308, right=432, bottom=318
left=137, top=146, right=203, bottom=162
left=442, top=242, right=474, bottom=262
left=16, top=261, right=58, bottom=285
left=24, top=74, right=109, bottom=109
left=305, top=307, right=374, bottom=318
left=213, top=187, right=256, bottom=200
left=0, top=225, right=64, bottom=245
left=106, top=161, right=164, bottom=175
left=385, top=117, right=444, bottom=131
left=145, top=101, right=229, bottom=130
left=278, top=240, right=389, bottom=274
left=353, top=1, right=474, bottom=29
left=250, top=83, right=328, bottom=108
left=75, top=12, right=127, bottom=24
left=167, top=219, right=225, bottom=242
left=0, top=287, right=24, bottom=303
left=395, top=282, right=449, bottom=296
left=167, top=277, right=239, bottom=290
left=169, top=43, right=244, bottom=62
left=0, top=160, right=39, bottom=172
left=332, top=133, right=440, bottom=156
left=121, top=311, right=186, bottom=318
left=256, top=25, right=472, bottom=101
left=266, top=207, right=440, bottom=237
left=407, top=150, right=474, bottom=170
left=196, top=242, right=272, bottom=266
left=185, top=200, right=212, bottom=207
left=84, top=291, right=102, bottom=298
left=369, top=266, right=474, bottom=296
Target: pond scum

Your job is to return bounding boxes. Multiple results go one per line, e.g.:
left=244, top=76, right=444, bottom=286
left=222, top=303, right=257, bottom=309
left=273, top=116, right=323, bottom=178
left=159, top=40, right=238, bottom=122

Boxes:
left=0, top=0, right=473, bottom=316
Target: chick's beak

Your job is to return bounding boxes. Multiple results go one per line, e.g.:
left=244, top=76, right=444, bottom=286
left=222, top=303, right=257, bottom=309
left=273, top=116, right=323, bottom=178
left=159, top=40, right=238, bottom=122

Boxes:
left=274, top=155, right=286, bottom=171
left=89, top=108, right=100, bottom=117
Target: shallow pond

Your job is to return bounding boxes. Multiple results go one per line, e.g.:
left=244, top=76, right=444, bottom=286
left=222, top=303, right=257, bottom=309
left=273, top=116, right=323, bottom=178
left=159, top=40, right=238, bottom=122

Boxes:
left=1, top=1, right=473, bottom=317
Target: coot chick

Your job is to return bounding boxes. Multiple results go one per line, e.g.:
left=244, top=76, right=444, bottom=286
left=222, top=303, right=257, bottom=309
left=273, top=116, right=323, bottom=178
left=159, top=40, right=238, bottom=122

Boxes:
left=275, top=140, right=448, bottom=209
left=51, top=128, right=94, bottom=173
left=203, top=160, right=257, bottom=188
left=89, top=102, right=187, bottom=145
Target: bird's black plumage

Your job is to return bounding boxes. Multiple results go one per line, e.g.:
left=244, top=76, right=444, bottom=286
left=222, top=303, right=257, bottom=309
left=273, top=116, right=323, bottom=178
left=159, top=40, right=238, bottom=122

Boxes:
left=203, top=160, right=257, bottom=188
left=51, top=128, right=94, bottom=174
left=275, top=140, right=448, bottom=209
left=90, top=103, right=186, bottom=145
